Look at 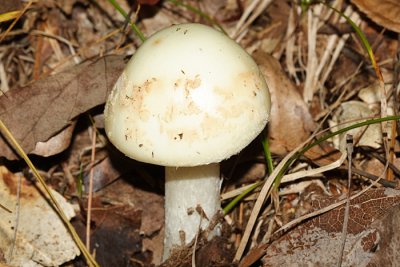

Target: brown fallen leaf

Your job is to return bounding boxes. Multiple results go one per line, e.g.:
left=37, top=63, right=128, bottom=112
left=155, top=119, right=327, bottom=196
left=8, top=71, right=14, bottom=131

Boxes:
left=77, top=177, right=165, bottom=265
left=0, top=0, right=21, bottom=14
left=351, top=0, right=400, bottom=33
left=253, top=51, right=315, bottom=155
left=257, top=0, right=290, bottom=54
left=30, top=121, right=76, bottom=157
left=77, top=197, right=143, bottom=267
left=0, top=55, right=125, bottom=160
left=84, top=156, right=124, bottom=192
left=303, top=142, right=342, bottom=167
left=262, top=188, right=400, bottom=266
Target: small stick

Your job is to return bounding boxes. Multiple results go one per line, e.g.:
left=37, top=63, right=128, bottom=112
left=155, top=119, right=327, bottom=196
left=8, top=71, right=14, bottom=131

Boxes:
left=0, top=203, right=12, bottom=213
left=8, top=174, right=22, bottom=263
left=86, top=126, right=97, bottom=250
left=337, top=134, right=353, bottom=267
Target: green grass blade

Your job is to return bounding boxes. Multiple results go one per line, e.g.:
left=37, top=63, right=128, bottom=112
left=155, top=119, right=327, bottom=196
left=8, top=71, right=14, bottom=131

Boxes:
left=106, top=0, right=146, bottom=42
left=321, top=3, right=382, bottom=80
left=301, top=0, right=382, bottom=80
left=262, top=133, right=274, bottom=175
left=223, top=115, right=400, bottom=214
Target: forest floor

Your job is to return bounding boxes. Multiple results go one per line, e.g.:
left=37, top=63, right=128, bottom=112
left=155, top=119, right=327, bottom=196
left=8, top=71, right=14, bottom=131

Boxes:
left=0, top=0, right=400, bottom=266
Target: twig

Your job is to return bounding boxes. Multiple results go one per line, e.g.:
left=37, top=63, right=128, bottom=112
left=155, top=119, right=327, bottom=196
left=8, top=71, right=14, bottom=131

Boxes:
left=0, top=203, right=12, bottom=213
left=191, top=216, right=202, bottom=267
left=388, top=34, right=400, bottom=180
left=303, top=6, right=320, bottom=104
left=337, top=135, right=353, bottom=266
left=0, top=1, right=32, bottom=42
left=231, top=0, right=273, bottom=40
left=86, top=126, right=97, bottom=251
left=231, top=0, right=260, bottom=39
left=7, top=173, right=22, bottom=263
left=337, top=167, right=397, bottom=188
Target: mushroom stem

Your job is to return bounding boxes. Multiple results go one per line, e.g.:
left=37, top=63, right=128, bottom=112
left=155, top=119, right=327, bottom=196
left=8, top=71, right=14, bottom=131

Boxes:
left=163, top=163, right=222, bottom=260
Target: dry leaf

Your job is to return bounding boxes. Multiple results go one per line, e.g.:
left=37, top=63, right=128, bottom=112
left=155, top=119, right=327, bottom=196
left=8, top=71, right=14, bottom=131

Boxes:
left=0, top=166, right=79, bottom=266
left=141, top=5, right=187, bottom=36
left=141, top=0, right=227, bottom=36
left=358, top=81, right=382, bottom=105
left=351, top=0, right=400, bottom=33
left=0, top=0, right=21, bottom=13
left=258, top=0, right=290, bottom=54
left=77, top=197, right=143, bottom=267
left=253, top=51, right=315, bottom=155
left=330, top=101, right=382, bottom=150
left=0, top=55, right=125, bottom=160
left=83, top=155, right=136, bottom=192
left=358, top=81, right=395, bottom=116
left=262, top=188, right=400, bottom=266
left=303, top=142, right=342, bottom=167
left=93, top=178, right=165, bottom=266
left=31, top=122, right=76, bottom=157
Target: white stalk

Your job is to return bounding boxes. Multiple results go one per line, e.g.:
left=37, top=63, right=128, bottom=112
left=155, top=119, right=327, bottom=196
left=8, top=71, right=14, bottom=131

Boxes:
left=163, top=163, right=222, bottom=260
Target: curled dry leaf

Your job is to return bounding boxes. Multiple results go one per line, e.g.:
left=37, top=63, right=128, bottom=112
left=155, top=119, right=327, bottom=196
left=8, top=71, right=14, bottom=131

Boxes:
left=31, top=121, right=76, bottom=157
left=253, top=51, right=315, bottom=155
left=0, top=166, right=79, bottom=266
left=262, top=188, right=400, bottom=266
left=351, top=0, right=400, bottom=33
left=0, top=55, right=125, bottom=160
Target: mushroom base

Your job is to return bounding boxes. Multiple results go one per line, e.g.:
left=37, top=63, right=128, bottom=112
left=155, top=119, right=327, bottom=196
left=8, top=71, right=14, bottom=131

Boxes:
left=163, top=164, right=222, bottom=260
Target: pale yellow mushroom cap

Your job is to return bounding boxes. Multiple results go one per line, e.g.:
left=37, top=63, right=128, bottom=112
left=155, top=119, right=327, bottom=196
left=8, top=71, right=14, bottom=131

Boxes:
left=104, top=23, right=271, bottom=167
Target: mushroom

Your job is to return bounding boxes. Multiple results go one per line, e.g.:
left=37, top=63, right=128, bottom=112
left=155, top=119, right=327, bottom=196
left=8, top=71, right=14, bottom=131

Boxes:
left=104, top=23, right=271, bottom=259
